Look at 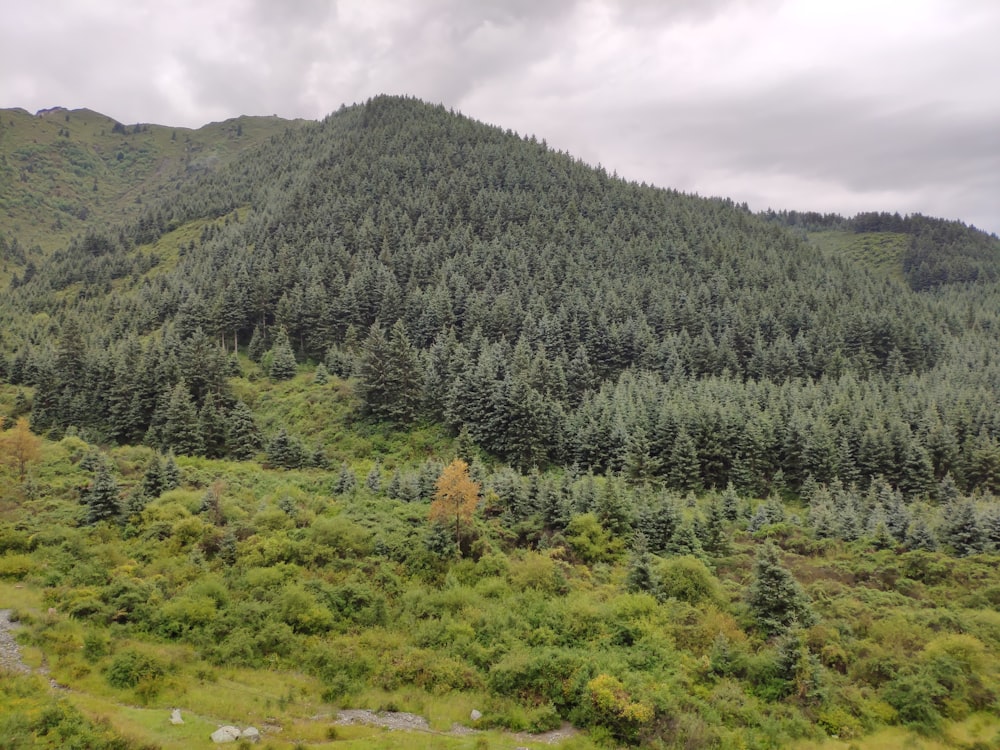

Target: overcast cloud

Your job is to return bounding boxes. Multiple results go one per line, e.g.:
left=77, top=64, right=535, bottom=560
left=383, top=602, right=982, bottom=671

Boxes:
left=2, top=0, right=998, bottom=233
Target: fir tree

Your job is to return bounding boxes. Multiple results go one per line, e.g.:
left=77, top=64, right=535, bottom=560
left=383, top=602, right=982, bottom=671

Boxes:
left=335, top=462, right=357, bottom=494
left=942, top=500, right=984, bottom=556
left=140, top=454, right=165, bottom=498
left=747, top=541, right=816, bottom=636
left=314, top=363, right=329, bottom=385
left=227, top=401, right=261, bottom=461
left=268, top=328, right=298, bottom=380
left=163, top=452, right=181, bottom=490
left=625, top=531, right=657, bottom=594
left=84, top=462, right=121, bottom=525
left=199, top=391, right=228, bottom=459
left=162, top=383, right=204, bottom=456
left=366, top=460, right=382, bottom=493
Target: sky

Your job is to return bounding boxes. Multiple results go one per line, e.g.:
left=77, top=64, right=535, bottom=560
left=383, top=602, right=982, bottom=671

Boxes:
left=2, top=0, right=999, bottom=234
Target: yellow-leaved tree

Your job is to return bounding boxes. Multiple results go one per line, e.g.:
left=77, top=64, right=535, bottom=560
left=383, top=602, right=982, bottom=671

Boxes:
left=429, top=458, right=480, bottom=556
left=0, top=417, right=41, bottom=480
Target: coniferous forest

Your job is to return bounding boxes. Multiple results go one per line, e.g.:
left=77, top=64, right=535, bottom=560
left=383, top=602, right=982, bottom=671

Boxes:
left=1, top=96, right=1000, bottom=749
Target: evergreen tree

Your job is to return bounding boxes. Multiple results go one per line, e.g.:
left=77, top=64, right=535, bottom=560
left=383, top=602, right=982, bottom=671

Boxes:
left=161, top=452, right=181, bottom=490
left=140, top=454, right=165, bottom=498
left=668, top=428, right=701, bottom=492
left=247, top=325, right=267, bottom=362
left=942, top=500, right=984, bottom=556
left=199, top=391, right=228, bottom=459
left=905, top=517, right=939, bottom=551
left=358, top=321, right=423, bottom=423
left=335, top=462, right=357, bottom=494
left=161, top=383, right=204, bottom=456
left=266, top=429, right=304, bottom=469
left=366, top=460, right=382, bottom=493
left=625, top=532, right=657, bottom=594
left=314, top=363, right=329, bottom=385
left=746, top=541, right=816, bottom=636
left=84, top=461, right=121, bottom=525
left=227, top=401, right=262, bottom=461
left=268, top=328, right=298, bottom=380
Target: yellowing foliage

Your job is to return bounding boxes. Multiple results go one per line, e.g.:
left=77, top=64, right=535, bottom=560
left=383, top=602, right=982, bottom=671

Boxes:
left=429, top=458, right=480, bottom=554
left=0, top=417, right=41, bottom=479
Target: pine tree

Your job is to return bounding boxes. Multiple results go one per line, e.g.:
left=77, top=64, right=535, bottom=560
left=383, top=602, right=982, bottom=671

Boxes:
left=942, top=500, right=984, bottom=556
left=267, top=429, right=303, bottom=469
left=358, top=321, right=422, bottom=423
left=226, top=401, right=262, bottom=461
left=268, top=328, right=298, bottom=380
left=747, top=541, right=816, bottom=636
left=162, top=383, right=204, bottom=456
left=163, top=452, right=181, bottom=490
left=314, top=363, right=329, bottom=385
left=199, top=391, right=228, bottom=459
left=247, top=325, right=267, bottom=362
left=366, top=460, right=382, bottom=493
left=668, top=428, right=701, bottom=492
left=140, top=454, right=165, bottom=498
left=625, top=531, right=657, bottom=594
left=335, top=462, right=357, bottom=494
left=84, top=461, right=121, bottom=525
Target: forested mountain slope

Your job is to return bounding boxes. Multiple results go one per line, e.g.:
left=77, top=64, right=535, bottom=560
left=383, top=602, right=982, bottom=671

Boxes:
left=2, top=95, right=998, bottom=497
left=3, top=95, right=1000, bottom=750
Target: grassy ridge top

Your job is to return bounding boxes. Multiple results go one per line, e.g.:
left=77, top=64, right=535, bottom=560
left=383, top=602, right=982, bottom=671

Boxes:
left=0, top=106, right=303, bottom=256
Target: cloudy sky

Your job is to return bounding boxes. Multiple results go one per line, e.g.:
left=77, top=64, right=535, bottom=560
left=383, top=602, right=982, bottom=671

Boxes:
left=3, top=0, right=999, bottom=233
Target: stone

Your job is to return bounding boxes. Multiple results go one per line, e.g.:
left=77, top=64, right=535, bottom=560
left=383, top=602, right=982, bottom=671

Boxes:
left=470, top=709, right=482, bottom=721
left=170, top=708, right=184, bottom=725
left=240, top=726, right=261, bottom=743
left=210, top=726, right=241, bottom=743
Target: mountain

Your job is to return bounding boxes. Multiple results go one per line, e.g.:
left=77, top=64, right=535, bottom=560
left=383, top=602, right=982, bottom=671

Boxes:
left=0, top=105, right=303, bottom=268
left=1, top=96, right=1000, bottom=749
left=2, top=95, right=998, bottom=494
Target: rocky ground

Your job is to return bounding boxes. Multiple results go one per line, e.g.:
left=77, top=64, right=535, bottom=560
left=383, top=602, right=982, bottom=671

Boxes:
left=0, top=609, right=30, bottom=674
left=333, top=709, right=578, bottom=744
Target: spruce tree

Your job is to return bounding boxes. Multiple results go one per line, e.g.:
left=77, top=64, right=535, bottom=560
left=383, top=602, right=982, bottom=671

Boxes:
left=747, top=541, right=816, bottom=636
left=942, top=500, right=984, bottom=556
left=625, top=531, right=657, bottom=594
left=227, top=401, right=261, bottom=461
left=268, top=328, right=298, bottom=380
left=335, top=462, right=357, bottom=494
left=199, top=391, right=228, bottom=459
left=366, top=460, right=382, bottom=493
left=84, top=462, right=121, bottom=525
left=163, top=452, right=181, bottom=490
left=162, top=383, right=204, bottom=456
left=140, top=454, right=165, bottom=498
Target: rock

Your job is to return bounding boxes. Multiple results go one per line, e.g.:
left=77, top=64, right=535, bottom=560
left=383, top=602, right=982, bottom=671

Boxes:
left=170, top=709, right=184, bottom=725
left=210, top=726, right=241, bottom=743
left=240, top=726, right=261, bottom=743
left=470, top=709, right=482, bottom=721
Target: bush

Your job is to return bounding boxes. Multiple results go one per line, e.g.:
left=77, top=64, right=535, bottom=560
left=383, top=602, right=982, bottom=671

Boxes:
left=655, top=555, right=721, bottom=604
left=106, top=649, right=165, bottom=690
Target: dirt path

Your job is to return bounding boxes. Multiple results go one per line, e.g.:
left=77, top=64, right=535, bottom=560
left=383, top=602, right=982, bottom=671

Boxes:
left=333, top=710, right=578, bottom=744
left=0, top=609, right=31, bottom=674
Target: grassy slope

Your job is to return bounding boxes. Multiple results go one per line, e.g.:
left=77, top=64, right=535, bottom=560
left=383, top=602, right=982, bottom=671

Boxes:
left=2, top=371, right=1000, bottom=748
left=805, top=231, right=910, bottom=283
left=0, top=106, right=303, bottom=260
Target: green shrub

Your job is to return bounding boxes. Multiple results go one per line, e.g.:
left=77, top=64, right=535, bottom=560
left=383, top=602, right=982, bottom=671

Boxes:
left=655, top=555, right=721, bottom=604
left=106, top=649, right=165, bottom=690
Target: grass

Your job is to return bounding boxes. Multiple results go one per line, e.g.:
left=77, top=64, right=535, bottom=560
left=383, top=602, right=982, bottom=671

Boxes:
left=792, top=714, right=1000, bottom=750
left=807, top=230, right=909, bottom=282
left=0, top=105, right=302, bottom=255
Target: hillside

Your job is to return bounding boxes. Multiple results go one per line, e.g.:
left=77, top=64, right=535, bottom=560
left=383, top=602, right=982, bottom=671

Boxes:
left=0, top=105, right=303, bottom=267
left=1, top=96, right=1000, bottom=749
